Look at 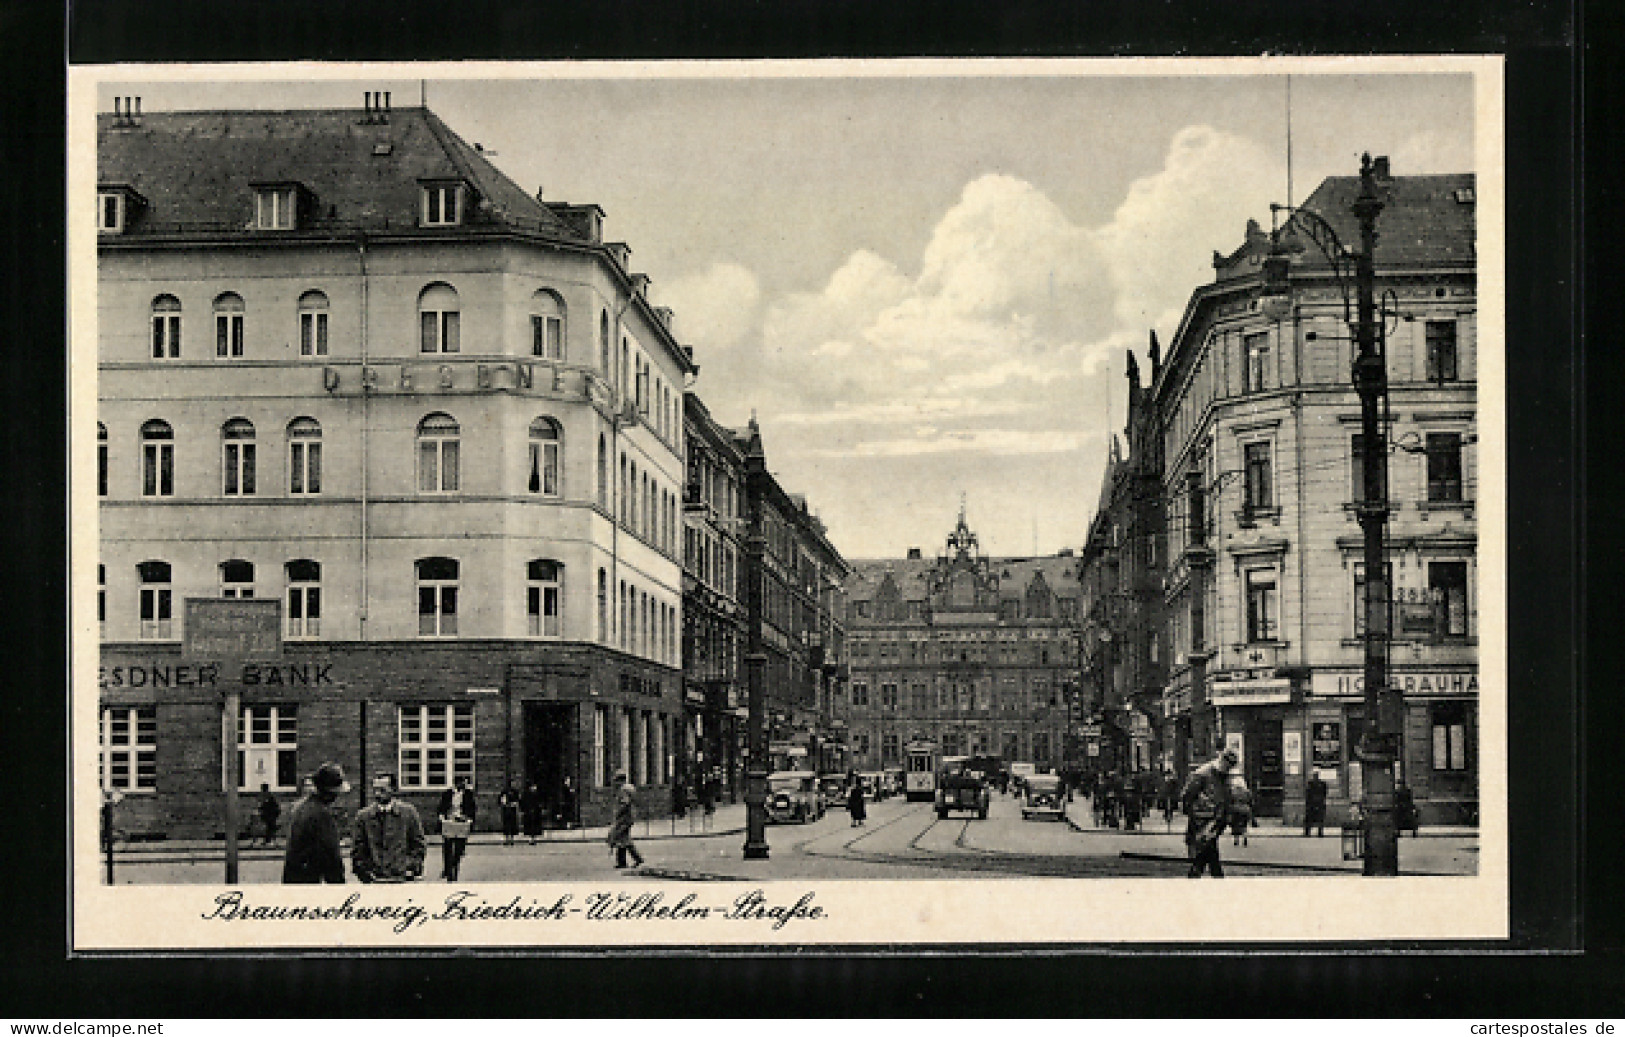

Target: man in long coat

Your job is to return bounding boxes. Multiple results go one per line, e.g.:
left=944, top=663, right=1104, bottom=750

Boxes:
left=282, top=763, right=348, bottom=884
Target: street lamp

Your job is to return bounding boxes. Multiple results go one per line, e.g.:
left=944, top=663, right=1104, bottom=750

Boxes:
left=1266, top=154, right=1400, bottom=876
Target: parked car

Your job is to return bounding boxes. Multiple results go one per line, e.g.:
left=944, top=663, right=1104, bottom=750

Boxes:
left=1021, top=773, right=1067, bottom=821
left=819, top=774, right=849, bottom=808
left=766, top=771, right=826, bottom=824
left=860, top=772, right=886, bottom=801
left=884, top=769, right=905, bottom=799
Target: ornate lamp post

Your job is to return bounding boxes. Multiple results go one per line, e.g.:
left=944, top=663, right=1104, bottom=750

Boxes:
left=1265, top=154, right=1399, bottom=875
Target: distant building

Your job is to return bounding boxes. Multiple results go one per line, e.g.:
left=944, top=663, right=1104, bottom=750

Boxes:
left=841, top=509, right=1081, bottom=775
left=1135, top=161, right=1479, bottom=824
left=96, top=95, right=695, bottom=834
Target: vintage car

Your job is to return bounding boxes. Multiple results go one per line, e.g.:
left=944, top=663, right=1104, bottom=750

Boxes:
left=1021, top=773, right=1067, bottom=821
left=860, top=772, right=887, bottom=801
left=819, top=773, right=850, bottom=807
left=883, top=769, right=905, bottom=799
left=766, top=771, right=826, bottom=824
left=935, top=759, right=991, bottom=820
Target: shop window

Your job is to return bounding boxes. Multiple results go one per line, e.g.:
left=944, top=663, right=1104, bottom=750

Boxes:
left=1431, top=702, right=1470, bottom=771
left=398, top=704, right=474, bottom=790
left=286, top=559, right=322, bottom=639
left=237, top=704, right=298, bottom=791
left=101, top=706, right=156, bottom=791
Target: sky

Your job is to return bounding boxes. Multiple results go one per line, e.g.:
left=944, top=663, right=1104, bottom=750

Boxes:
left=97, top=62, right=1480, bottom=561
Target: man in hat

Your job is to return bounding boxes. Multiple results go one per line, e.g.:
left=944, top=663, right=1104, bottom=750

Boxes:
left=1180, top=747, right=1239, bottom=878
left=353, top=772, right=426, bottom=883
left=282, top=762, right=348, bottom=884
left=606, top=771, right=644, bottom=869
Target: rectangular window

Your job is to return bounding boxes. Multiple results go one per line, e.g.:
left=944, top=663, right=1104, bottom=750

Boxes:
left=421, top=185, right=462, bottom=226
left=1425, top=320, right=1459, bottom=382
left=98, top=440, right=108, bottom=497
left=851, top=682, right=869, bottom=707
left=216, top=312, right=244, bottom=358
left=1427, top=433, right=1464, bottom=502
left=1245, top=569, right=1278, bottom=643
left=1032, top=732, right=1051, bottom=766
left=854, top=732, right=871, bottom=759
left=527, top=583, right=561, bottom=637
left=399, top=704, right=474, bottom=790
left=101, top=707, right=156, bottom=791
left=300, top=312, right=328, bottom=356
left=290, top=440, right=321, bottom=495
left=1430, top=561, right=1470, bottom=639
left=881, top=733, right=899, bottom=766
left=1244, top=331, right=1270, bottom=393
left=237, top=704, right=298, bottom=791
left=420, top=310, right=461, bottom=354
left=139, top=582, right=172, bottom=640
left=287, top=582, right=321, bottom=639
left=98, top=193, right=123, bottom=233
left=532, top=315, right=563, bottom=359
left=1243, top=441, right=1273, bottom=515
left=223, top=441, right=256, bottom=496
left=1431, top=702, right=1469, bottom=771
left=152, top=314, right=180, bottom=359
left=256, top=187, right=296, bottom=230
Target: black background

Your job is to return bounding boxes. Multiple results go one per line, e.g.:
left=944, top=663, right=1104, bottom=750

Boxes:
left=4, top=0, right=1607, bottom=1017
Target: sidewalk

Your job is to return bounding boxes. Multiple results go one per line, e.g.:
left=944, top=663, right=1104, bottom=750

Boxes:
left=1064, top=806, right=1480, bottom=875
left=106, top=802, right=751, bottom=862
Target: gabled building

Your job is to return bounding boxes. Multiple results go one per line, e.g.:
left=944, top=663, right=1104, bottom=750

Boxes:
left=96, top=94, right=697, bottom=835
left=1152, top=160, right=1478, bottom=824
left=841, top=509, right=1082, bottom=774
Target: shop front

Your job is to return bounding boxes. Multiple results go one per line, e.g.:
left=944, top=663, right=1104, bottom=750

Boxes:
left=1208, top=672, right=1293, bottom=818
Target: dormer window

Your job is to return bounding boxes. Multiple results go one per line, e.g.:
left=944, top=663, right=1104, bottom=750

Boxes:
left=421, top=182, right=465, bottom=227
left=97, top=185, right=145, bottom=235
left=254, top=184, right=299, bottom=230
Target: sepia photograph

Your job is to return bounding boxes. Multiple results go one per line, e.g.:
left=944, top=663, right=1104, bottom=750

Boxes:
left=69, top=57, right=1506, bottom=949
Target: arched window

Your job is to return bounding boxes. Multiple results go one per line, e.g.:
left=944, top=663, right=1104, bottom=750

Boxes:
left=418, top=283, right=460, bottom=354
left=527, top=559, right=562, bottom=637
left=298, top=290, right=329, bottom=357
left=416, top=557, right=459, bottom=637
left=140, top=419, right=174, bottom=497
left=221, top=418, right=256, bottom=496
left=528, top=417, right=561, bottom=496
left=151, top=295, right=181, bottom=359
left=97, top=422, right=108, bottom=497
left=214, top=292, right=245, bottom=358
left=286, top=559, right=321, bottom=639
left=417, top=413, right=460, bottom=492
left=137, top=560, right=172, bottom=640
left=287, top=417, right=322, bottom=495
left=597, top=434, right=608, bottom=509
left=599, top=311, right=610, bottom=376
left=530, top=289, right=564, bottom=360
left=219, top=559, right=255, bottom=598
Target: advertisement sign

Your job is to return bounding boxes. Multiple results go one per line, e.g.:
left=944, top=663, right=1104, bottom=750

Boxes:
left=1224, top=732, right=1245, bottom=769
left=1282, top=731, right=1303, bottom=776
left=1208, top=678, right=1292, bottom=706
left=1311, top=721, right=1342, bottom=769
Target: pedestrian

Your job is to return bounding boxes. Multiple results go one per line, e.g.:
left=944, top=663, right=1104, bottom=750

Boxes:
left=282, top=763, right=348, bottom=883
left=1181, top=748, right=1237, bottom=878
left=1396, top=783, right=1420, bottom=837
left=699, top=771, right=717, bottom=816
left=848, top=776, right=867, bottom=826
left=1227, top=772, right=1254, bottom=846
left=1162, top=771, right=1180, bottom=825
left=672, top=774, right=688, bottom=818
left=437, top=775, right=476, bottom=881
left=521, top=782, right=545, bottom=844
left=607, top=772, right=644, bottom=869
left=352, top=772, right=426, bottom=883
left=498, top=780, right=521, bottom=846
left=1303, top=772, right=1329, bottom=837
left=255, top=782, right=281, bottom=848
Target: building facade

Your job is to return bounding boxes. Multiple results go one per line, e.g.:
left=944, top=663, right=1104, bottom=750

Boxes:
left=1149, top=161, right=1478, bottom=824
left=96, top=96, right=697, bottom=836
left=841, top=511, right=1081, bottom=775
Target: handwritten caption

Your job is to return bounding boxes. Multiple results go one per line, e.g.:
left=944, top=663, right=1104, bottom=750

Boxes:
left=202, top=889, right=823, bottom=935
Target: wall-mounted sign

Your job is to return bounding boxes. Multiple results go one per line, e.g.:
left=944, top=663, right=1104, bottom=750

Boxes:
left=1311, top=670, right=1478, bottom=698
left=183, top=599, right=281, bottom=660
left=1311, top=721, right=1342, bottom=769
left=1208, top=678, right=1291, bottom=706
left=1283, top=731, right=1303, bottom=776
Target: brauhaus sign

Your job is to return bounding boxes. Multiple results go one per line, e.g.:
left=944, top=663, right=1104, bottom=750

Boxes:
left=1310, top=670, right=1479, bottom=698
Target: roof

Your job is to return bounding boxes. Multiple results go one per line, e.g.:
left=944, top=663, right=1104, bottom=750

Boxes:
left=844, top=554, right=1081, bottom=604
left=98, top=106, right=577, bottom=240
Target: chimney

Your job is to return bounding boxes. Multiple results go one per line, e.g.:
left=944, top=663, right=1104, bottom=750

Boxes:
left=133, top=97, right=141, bottom=122
left=1372, top=155, right=1391, bottom=180
left=363, top=91, right=373, bottom=121
left=906, top=547, right=922, bottom=560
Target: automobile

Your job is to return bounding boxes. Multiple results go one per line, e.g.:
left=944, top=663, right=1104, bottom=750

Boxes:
left=934, top=758, right=991, bottom=820
left=1021, top=773, right=1067, bottom=821
left=860, top=772, right=886, bottom=801
left=884, top=769, right=905, bottom=799
left=766, top=771, right=826, bottom=824
left=819, top=773, right=849, bottom=807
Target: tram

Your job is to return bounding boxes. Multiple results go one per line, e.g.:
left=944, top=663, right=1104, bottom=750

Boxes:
left=904, top=740, right=939, bottom=802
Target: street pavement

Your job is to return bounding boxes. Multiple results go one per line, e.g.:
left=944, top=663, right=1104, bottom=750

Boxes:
left=102, top=789, right=1478, bottom=884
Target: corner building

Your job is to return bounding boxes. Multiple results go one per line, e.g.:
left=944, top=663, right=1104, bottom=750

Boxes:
left=840, top=512, right=1081, bottom=774
left=1151, top=162, right=1478, bottom=824
left=96, top=97, right=695, bottom=836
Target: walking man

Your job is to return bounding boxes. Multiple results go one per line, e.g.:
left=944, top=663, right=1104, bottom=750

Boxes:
left=1181, top=747, right=1237, bottom=878
left=607, top=771, right=644, bottom=869
left=282, top=763, right=347, bottom=884
left=437, top=776, right=476, bottom=881
left=353, top=772, right=426, bottom=883
left=255, top=782, right=281, bottom=848
left=1304, top=772, right=1329, bottom=837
